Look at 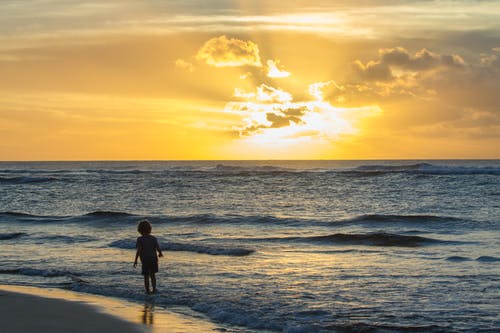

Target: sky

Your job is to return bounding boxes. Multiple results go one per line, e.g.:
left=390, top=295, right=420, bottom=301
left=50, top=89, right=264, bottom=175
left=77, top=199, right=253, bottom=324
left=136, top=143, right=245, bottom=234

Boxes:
left=1, top=0, right=500, bottom=160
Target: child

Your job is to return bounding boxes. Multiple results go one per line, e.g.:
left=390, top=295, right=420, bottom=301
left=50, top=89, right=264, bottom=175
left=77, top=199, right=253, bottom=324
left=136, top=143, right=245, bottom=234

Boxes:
left=133, top=220, right=163, bottom=294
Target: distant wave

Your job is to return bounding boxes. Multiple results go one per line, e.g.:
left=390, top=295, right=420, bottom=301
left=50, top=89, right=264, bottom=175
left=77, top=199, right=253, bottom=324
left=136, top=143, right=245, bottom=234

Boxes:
left=0, top=232, right=27, bottom=240
left=1, top=162, right=498, bottom=178
left=0, top=268, right=80, bottom=277
left=0, top=211, right=475, bottom=231
left=347, top=163, right=500, bottom=176
left=165, top=213, right=304, bottom=226
left=255, top=232, right=453, bottom=247
left=208, top=162, right=500, bottom=176
left=0, top=176, right=58, bottom=184
left=339, top=214, right=465, bottom=225
left=213, top=164, right=294, bottom=173
left=109, top=238, right=254, bottom=256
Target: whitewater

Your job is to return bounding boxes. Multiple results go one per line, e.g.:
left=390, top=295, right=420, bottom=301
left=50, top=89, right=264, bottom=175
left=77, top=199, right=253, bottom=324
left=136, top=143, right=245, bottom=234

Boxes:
left=0, top=160, right=499, bottom=332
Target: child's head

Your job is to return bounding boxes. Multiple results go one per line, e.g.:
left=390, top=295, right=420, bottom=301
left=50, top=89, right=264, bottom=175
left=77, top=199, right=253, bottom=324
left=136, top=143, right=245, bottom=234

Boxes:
left=137, top=220, right=152, bottom=236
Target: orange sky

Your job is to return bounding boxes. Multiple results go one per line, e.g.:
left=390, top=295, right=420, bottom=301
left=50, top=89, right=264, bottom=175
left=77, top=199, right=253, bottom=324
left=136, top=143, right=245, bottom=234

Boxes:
left=1, top=1, right=499, bottom=160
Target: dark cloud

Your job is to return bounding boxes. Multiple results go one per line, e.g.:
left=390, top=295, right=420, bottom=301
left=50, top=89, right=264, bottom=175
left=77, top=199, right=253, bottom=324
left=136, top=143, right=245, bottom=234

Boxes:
left=234, top=102, right=310, bottom=136
left=266, top=112, right=301, bottom=128
left=380, top=47, right=465, bottom=70
left=282, top=106, right=308, bottom=117
left=352, top=47, right=466, bottom=82
left=351, top=60, right=393, bottom=81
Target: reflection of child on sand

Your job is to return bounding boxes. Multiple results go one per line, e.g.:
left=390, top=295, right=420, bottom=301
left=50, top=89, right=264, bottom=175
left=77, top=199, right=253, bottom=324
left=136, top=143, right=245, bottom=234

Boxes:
left=134, top=220, right=163, bottom=294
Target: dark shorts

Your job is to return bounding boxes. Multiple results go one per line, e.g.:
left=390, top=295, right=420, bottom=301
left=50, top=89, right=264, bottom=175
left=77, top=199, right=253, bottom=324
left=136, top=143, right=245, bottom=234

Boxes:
left=141, top=256, right=158, bottom=276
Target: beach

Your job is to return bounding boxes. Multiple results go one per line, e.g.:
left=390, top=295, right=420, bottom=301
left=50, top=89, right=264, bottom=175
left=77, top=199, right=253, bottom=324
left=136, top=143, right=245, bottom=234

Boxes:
left=0, top=285, right=227, bottom=333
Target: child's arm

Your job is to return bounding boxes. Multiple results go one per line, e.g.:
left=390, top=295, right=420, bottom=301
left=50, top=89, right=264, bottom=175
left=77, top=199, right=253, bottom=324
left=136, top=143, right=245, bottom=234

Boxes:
left=156, top=240, right=163, bottom=258
left=133, top=244, right=141, bottom=267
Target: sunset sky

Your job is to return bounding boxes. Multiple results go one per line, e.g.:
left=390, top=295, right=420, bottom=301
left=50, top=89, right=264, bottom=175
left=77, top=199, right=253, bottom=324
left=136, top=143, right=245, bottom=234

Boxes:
left=1, top=0, right=499, bottom=160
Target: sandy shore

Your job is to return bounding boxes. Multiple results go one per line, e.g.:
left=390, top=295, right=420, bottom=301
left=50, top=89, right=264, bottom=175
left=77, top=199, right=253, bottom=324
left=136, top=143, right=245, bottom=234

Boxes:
left=0, top=285, right=230, bottom=333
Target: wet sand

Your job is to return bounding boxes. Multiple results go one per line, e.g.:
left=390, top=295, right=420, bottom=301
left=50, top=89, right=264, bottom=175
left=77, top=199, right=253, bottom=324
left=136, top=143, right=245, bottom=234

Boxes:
left=0, top=285, right=228, bottom=333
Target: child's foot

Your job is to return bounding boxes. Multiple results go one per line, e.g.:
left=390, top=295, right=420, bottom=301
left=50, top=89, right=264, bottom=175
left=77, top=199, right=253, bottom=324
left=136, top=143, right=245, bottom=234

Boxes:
left=152, top=289, right=157, bottom=294
left=145, top=289, right=152, bottom=295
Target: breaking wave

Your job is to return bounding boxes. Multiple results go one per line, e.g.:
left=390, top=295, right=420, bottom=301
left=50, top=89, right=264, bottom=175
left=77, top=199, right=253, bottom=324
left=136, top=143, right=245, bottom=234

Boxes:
left=109, top=238, right=254, bottom=256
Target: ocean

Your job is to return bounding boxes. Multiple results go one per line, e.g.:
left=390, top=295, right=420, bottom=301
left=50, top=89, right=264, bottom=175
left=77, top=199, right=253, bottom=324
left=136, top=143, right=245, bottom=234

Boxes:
left=0, top=160, right=499, bottom=332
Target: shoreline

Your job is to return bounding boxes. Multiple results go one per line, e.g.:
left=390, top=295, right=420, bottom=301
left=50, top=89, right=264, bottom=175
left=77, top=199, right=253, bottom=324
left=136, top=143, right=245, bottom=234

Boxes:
left=0, top=284, right=232, bottom=333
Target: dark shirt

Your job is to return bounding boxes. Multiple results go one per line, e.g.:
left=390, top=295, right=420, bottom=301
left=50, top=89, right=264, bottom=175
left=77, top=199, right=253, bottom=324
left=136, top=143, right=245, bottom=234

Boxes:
left=136, top=235, right=160, bottom=259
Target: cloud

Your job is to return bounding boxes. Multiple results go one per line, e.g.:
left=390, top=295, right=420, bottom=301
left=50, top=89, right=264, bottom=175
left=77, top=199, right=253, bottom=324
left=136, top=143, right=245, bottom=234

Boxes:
left=266, top=59, right=291, bottom=78
left=196, top=35, right=262, bottom=67
left=480, top=47, right=500, bottom=68
left=175, top=58, right=195, bottom=72
left=226, top=82, right=378, bottom=138
left=266, top=112, right=303, bottom=128
left=308, top=81, right=345, bottom=101
left=351, top=60, right=393, bottom=81
left=352, top=47, right=466, bottom=82
left=234, top=102, right=310, bottom=136
left=234, top=84, right=292, bottom=104
left=380, top=47, right=465, bottom=70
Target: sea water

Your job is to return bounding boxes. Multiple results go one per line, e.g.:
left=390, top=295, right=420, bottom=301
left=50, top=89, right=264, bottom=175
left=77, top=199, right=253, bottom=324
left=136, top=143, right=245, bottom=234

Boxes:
left=0, top=160, right=499, bottom=332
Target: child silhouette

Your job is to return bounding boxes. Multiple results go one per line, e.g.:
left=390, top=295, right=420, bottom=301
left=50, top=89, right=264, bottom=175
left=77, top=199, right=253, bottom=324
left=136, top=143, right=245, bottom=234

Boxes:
left=133, top=220, right=163, bottom=294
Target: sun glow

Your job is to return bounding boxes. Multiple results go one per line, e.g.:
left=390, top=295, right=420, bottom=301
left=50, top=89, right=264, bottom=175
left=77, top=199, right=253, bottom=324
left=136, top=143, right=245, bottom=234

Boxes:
left=1, top=1, right=498, bottom=160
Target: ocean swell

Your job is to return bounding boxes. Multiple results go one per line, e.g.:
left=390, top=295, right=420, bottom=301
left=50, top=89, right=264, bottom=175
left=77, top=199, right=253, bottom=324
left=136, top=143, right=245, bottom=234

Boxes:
left=31, top=234, right=97, bottom=244
left=255, top=232, right=451, bottom=247
left=348, top=162, right=500, bottom=175
left=0, top=176, right=58, bottom=184
left=339, top=214, right=465, bottom=226
left=0, top=232, right=27, bottom=240
left=0, top=268, right=80, bottom=277
left=83, top=211, right=137, bottom=218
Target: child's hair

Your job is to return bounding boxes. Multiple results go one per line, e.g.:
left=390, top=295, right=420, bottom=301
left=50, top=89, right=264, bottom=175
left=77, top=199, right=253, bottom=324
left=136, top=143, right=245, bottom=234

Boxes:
left=137, top=220, right=152, bottom=235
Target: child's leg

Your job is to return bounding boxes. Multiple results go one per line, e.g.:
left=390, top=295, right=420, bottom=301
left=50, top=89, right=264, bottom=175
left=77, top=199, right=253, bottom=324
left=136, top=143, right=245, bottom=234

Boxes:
left=151, top=273, right=157, bottom=292
left=144, top=275, right=151, bottom=293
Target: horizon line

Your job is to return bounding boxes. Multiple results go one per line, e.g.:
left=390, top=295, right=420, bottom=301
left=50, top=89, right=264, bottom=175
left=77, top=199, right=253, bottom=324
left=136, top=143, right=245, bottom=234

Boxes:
left=1, top=158, right=499, bottom=162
